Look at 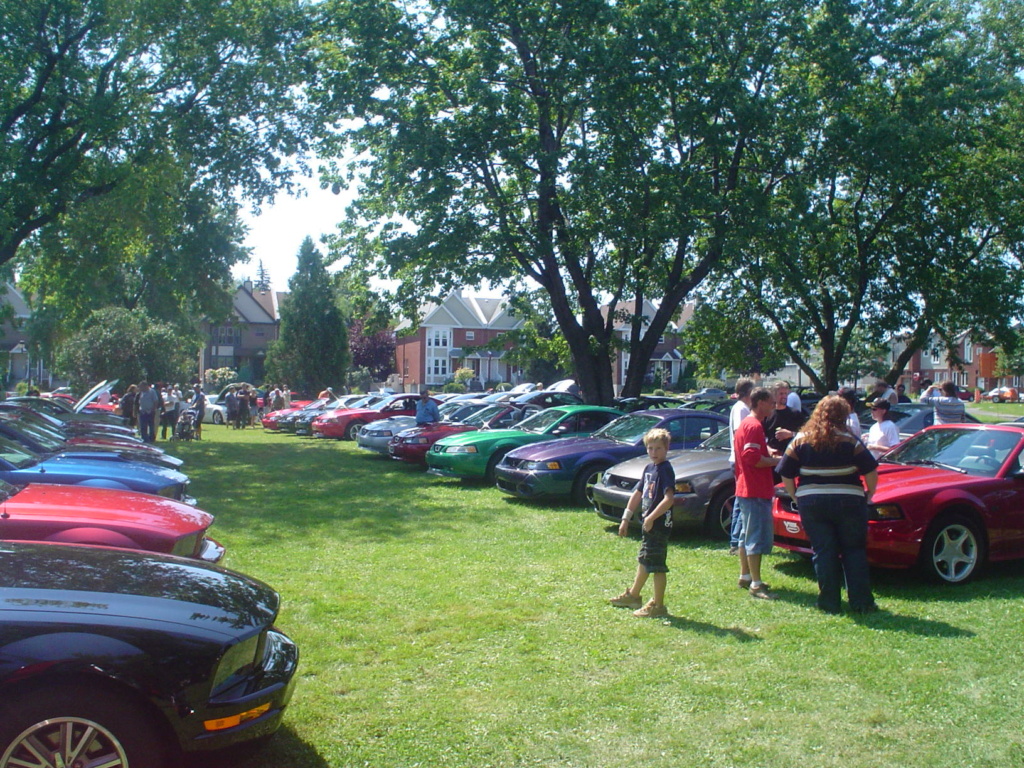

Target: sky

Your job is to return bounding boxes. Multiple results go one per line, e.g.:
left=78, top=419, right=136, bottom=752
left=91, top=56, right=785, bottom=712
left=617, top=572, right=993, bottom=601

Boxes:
left=234, top=181, right=351, bottom=291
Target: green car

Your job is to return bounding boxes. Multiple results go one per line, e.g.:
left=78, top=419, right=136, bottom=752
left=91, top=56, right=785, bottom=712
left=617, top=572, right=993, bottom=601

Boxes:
left=426, top=404, right=624, bottom=482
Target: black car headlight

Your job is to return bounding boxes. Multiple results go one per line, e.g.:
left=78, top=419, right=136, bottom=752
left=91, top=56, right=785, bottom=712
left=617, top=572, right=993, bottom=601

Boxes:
left=211, top=631, right=265, bottom=696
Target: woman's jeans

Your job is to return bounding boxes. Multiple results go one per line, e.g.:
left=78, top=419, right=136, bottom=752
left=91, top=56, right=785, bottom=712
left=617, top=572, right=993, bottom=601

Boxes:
left=798, top=494, right=874, bottom=613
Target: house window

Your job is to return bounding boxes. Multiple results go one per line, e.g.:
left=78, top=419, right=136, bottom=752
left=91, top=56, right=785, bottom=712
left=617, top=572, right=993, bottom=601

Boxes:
left=930, top=347, right=942, bottom=366
left=426, top=327, right=453, bottom=384
left=963, top=339, right=974, bottom=364
left=427, top=328, right=449, bottom=348
left=215, top=326, right=241, bottom=347
left=465, top=331, right=475, bottom=341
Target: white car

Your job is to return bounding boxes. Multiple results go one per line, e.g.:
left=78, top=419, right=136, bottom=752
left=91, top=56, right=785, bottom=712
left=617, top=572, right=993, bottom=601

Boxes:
left=203, top=402, right=227, bottom=424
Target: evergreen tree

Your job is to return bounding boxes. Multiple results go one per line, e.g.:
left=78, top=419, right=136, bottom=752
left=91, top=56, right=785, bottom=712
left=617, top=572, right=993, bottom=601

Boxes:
left=267, top=238, right=349, bottom=393
left=255, top=261, right=272, bottom=293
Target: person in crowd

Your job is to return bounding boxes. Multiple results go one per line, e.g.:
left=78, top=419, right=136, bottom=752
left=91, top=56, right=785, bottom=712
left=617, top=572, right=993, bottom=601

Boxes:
left=865, top=399, right=900, bottom=459
left=272, top=385, right=286, bottom=412
left=778, top=395, right=879, bottom=614
left=415, top=389, right=441, bottom=426
left=225, top=386, right=239, bottom=428
left=733, top=387, right=781, bottom=600
left=871, top=380, right=899, bottom=407
left=235, top=387, right=250, bottom=429
left=785, top=383, right=803, bottom=412
left=896, top=384, right=912, bottom=403
left=120, top=384, right=138, bottom=429
left=836, top=387, right=863, bottom=441
left=919, top=380, right=966, bottom=425
left=159, top=384, right=177, bottom=440
left=764, top=381, right=807, bottom=455
left=609, top=428, right=675, bottom=618
left=727, top=378, right=755, bottom=555
left=191, top=384, right=207, bottom=439
left=136, top=381, right=161, bottom=444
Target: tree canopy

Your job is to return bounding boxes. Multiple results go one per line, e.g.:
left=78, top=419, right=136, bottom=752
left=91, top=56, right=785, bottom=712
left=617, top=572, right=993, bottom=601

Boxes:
left=1, top=0, right=314, bottom=266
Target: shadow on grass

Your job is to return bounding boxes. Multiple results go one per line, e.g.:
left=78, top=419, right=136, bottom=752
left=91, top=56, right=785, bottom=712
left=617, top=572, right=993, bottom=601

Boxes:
left=185, top=724, right=328, bottom=768
left=662, top=614, right=761, bottom=642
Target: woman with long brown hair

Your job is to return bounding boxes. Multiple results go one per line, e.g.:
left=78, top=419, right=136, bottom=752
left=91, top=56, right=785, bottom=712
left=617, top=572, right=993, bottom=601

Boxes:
left=777, top=395, right=880, bottom=614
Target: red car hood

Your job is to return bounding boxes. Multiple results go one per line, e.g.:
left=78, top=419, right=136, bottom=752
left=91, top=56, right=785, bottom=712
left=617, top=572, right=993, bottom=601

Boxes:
left=3, top=484, right=212, bottom=534
left=874, top=463, right=992, bottom=501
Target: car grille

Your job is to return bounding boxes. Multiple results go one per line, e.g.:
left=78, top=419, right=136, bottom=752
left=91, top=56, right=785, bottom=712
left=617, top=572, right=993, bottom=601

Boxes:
left=603, top=473, right=637, bottom=491
left=496, top=477, right=517, bottom=493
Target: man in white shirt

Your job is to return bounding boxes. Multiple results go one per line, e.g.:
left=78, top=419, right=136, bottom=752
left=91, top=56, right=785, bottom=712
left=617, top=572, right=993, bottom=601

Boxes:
left=728, top=378, right=755, bottom=554
left=866, top=399, right=901, bottom=459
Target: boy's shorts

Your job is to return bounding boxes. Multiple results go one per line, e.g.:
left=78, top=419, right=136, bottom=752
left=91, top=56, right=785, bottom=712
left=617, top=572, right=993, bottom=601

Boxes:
left=638, top=530, right=670, bottom=573
left=737, top=496, right=774, bottom=556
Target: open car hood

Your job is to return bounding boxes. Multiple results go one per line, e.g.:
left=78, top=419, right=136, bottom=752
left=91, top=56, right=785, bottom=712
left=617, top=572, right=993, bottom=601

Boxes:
left=74, top=379, right=118, bottom=413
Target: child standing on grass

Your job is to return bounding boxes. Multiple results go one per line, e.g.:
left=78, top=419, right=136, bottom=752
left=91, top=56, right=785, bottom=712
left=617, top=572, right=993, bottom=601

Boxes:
left=609, top=428, right=675, bottom=618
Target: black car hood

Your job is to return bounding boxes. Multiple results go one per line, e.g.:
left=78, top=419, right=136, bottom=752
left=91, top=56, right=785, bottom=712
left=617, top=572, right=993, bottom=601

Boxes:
left=0, top=542, right=278, bottom=636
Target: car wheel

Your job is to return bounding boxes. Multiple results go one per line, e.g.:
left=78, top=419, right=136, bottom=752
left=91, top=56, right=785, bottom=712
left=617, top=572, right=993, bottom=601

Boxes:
left=346, top=421, right=365, bottom=441
left=919, top=514, right=986, bottom=584
left=572, top=464, right=609, bottom=506
left=485, top=449, right=510, bottom=483
left=0, top=686, right=170, bottom=768
left=212, top=411, right=224, bottom=425
left=993, top=395, right=1002, bottom=404
left=705, top=485, right=736, bottom=539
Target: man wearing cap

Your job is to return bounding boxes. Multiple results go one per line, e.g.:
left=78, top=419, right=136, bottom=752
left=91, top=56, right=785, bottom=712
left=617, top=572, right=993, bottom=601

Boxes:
left=415, top=389, right=440, bottom=426
left=865, top=399, right=900, bottom=459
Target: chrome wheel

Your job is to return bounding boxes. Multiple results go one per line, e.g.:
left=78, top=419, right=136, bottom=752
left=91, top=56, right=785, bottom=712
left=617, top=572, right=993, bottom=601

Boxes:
left=1, top=716, right=128, bottom=768
left=922, top=516, right=984, bottom=584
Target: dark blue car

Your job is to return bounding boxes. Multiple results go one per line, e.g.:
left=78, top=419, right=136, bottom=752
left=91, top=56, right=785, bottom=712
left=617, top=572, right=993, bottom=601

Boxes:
left=0, top=434, right=192, bottom=503
left=494, top=409, right=728, bottom=505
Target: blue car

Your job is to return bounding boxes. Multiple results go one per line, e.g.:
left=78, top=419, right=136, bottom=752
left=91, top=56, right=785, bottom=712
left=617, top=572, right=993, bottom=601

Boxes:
left=494, top=409, right=728, bottom=505
left=0, top=434, right=193, bottom=503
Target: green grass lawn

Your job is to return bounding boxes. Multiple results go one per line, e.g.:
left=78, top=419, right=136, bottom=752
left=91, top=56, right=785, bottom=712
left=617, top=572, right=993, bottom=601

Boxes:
left=176, top=424, right=1024, bottom=768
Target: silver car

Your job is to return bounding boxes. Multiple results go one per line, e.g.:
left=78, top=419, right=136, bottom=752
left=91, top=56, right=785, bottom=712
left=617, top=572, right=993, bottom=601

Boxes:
left=592, top=426, right=734, bottom=538
left=356, top=415, right=418, bottom=454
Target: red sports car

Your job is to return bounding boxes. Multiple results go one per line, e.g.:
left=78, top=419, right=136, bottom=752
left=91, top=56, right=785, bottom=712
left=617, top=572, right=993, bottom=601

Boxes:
left=313, top=393, right=436, bottom=441
left=388, top=403, right=529, bottom=464
left=0, top=480, right=224, bottom=561
left=773, top=423, right=1024, bottom=584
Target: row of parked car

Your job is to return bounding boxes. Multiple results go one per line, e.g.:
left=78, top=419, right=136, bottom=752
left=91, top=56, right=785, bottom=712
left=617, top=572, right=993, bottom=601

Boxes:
left=268, top=384, right=1024, bottom=588
left=0, top=383, right=298, bottom=767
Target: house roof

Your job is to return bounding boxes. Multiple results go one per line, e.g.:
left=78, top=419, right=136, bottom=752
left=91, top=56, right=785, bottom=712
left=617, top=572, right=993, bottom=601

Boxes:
left=232, top=283, right=277, bottom=324
left=397, top=290, right=523, bottom=331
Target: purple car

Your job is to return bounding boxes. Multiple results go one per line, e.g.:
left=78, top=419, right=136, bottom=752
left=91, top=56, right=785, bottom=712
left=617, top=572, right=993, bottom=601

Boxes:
left=493, top=409, right=728, bottom=505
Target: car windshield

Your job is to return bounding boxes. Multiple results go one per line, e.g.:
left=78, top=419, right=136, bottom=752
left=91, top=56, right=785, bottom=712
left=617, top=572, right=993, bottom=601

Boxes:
left=883, top=427, right=1024, bottom=478
left=592, top=413, right=661, bottom=445
left=463, top=405, right=509, bottom=427
left=0, top=434, right=41, bottom=468
left=445, top=403, right=488, bottom=422
left=2, top=420, right=63, bottom=451
left=516, top=409, right=567, bottom=434
left=699, top=427, right=733, bottom=450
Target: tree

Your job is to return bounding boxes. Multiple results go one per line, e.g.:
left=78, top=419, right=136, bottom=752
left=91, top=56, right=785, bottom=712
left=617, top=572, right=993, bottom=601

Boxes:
left=54, top=307, right=200, bottom=390
left=315, top=0, right=813, bottom=403
left=1, top=0, right=314, bottom=267
left=680, top=300, right=788, bottom=379
left=714, top=1, right=1024, bottom=391
left=266, top=237, right=349, bottom=393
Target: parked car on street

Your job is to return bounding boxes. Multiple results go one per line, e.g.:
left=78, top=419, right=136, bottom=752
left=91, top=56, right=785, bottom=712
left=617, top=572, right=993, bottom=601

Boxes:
left=684, top=387, right=729, bottom=402
left=0, top=480, right=222, bottom=561
left=388, top=402, right=530, bottom=464
left=494, top=409, right=728, bottom=505
left=0, top=434, right=193, bottom=503
left=313, top=393, right=438, bottom=440
left=427, top=405, right=623, bottom=482
left=0, top=541, right=297, bottom=766
left=593, top=424, right=735, bottom=538
left=982, top=386, right=1020, bottom=403
left=773, top=423, right=1024, bottom=583
left=881, top=402, right=981, bottom=440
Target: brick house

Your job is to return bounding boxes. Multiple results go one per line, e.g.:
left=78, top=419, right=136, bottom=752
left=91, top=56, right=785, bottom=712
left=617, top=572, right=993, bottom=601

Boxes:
left=891, top=332, right=1000, bottom=395
left=199, top=280, right=281, bottom=384
left=394, top=290, right=525, bottom=389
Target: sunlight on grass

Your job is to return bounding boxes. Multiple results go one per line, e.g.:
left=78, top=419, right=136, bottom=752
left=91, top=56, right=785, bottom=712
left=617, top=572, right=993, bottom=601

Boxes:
left=175, top=426, right=1024, bottom=768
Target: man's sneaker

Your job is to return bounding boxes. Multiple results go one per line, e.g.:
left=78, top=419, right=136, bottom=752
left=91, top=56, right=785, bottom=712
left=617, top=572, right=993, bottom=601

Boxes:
left=633, top=600, right=668, bottom=618
left=749, top=584, right=778, bottom=600
left=609, top=591, right=642, bottom=609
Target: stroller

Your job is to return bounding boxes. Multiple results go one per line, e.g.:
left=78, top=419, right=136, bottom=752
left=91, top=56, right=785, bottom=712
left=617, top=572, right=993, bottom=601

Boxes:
left=174, top=408, right=198, bottom=441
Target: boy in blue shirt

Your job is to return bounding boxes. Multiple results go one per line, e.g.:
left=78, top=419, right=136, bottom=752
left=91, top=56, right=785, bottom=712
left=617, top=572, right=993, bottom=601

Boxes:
left=609, top=428, right=676, bottom=618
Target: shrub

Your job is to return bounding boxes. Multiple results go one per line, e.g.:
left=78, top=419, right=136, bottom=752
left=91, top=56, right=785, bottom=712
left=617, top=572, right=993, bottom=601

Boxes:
left=443, top=381, right=467, bottom=393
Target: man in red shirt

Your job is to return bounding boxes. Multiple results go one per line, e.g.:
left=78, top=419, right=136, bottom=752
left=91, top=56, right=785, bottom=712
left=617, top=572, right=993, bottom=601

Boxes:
left=733, top=387, right=780, bottom=599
